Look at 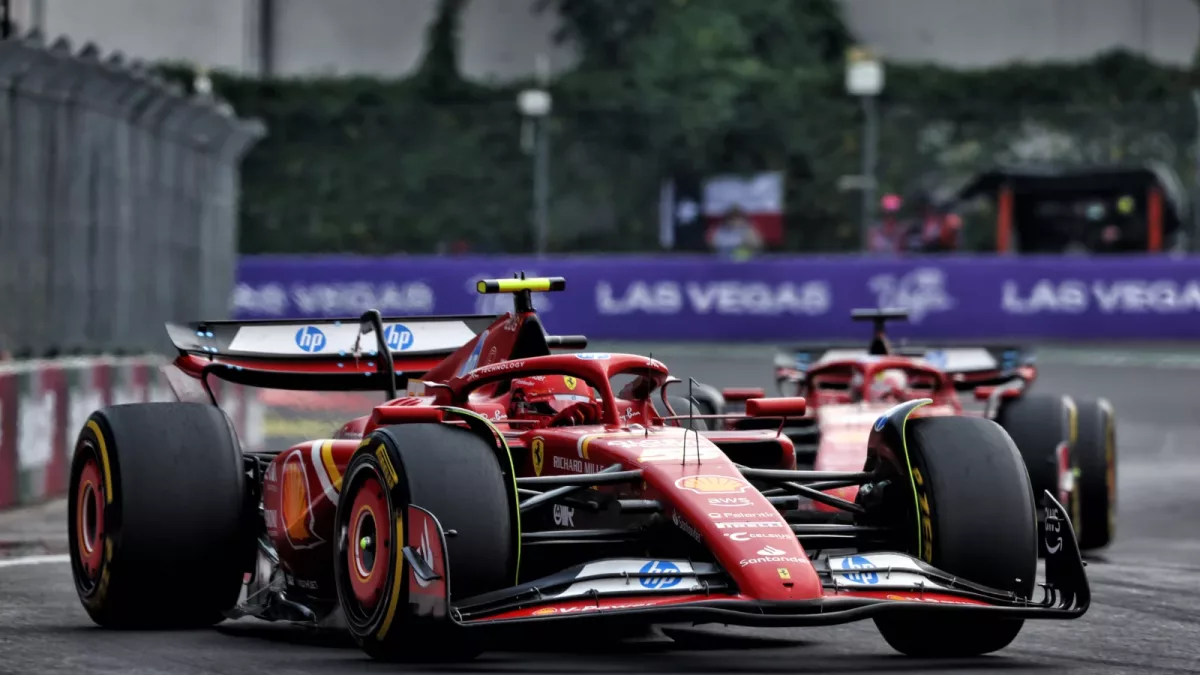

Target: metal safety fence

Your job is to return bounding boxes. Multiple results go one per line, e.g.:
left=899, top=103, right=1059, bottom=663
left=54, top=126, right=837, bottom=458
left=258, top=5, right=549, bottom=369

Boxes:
left=0, top=31, right=265, bottom=358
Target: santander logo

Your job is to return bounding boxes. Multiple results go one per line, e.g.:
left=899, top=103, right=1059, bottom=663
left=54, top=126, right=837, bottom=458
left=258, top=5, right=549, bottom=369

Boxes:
left=757, top=545, right=786, bottom=556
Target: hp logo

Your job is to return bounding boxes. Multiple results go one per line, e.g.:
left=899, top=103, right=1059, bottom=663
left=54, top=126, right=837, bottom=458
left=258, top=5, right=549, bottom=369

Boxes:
left=383, top=324, right=414, bottom=351
left=294, top=326, right=327, bottom=353
left=639, top=560, right=682, bottom=590
left=840, top=556, right=879, bottom=584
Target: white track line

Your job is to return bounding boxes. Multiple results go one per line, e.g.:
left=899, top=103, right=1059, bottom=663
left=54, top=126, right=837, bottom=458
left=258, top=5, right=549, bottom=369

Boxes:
left=0, top=554, right=70, bottom=568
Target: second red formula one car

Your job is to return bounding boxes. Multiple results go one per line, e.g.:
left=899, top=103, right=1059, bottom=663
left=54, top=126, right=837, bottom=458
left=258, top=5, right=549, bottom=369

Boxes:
left=66, top=279, right=1090, bottom=662
left=694, top=309, right=1117, bottom=554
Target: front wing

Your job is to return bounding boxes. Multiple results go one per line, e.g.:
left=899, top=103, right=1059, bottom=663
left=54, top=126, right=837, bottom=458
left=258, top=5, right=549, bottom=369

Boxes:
left=402, top=492, right=1088, bottom=629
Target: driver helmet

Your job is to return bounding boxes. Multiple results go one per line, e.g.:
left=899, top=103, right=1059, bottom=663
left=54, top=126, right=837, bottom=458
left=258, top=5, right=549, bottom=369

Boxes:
left=871, top=369, right=909, bottom=399
left=509, top=375, right=596, bottom=421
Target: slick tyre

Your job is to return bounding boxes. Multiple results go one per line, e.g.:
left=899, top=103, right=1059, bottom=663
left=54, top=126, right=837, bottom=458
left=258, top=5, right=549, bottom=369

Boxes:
left=996, top=393, right=1077, bottom=540
left=334, top=423, right=516, bottom=663
left=1074, top=399, right=1117, bottom=551
left=666, top=396, right=709, bottom=431
left=68, top=403, right=248, bottom=629
left=874, top=416, right=1037, bottom=658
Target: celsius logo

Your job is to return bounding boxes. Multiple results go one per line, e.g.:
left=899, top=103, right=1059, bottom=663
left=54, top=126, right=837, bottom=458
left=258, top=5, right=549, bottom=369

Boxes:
left=639, top=560, right=682, bottom=590
left=383, top=324, right=414, bottom=351
left=727, top=532, right=790, bottom=541
left=294, top=326, right=327, bottom=353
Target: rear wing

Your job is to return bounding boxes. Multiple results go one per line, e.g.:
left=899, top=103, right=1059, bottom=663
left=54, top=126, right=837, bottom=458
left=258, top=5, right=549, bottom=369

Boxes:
left=776, top=346, right=1035, bottom=388
left=167, top=312, right=495, bottom=394
left=776, top=307, right=1036, bottom=388
left=166, top=314, right=492, bottom=361
left=166, top=275, right=577, bottom=398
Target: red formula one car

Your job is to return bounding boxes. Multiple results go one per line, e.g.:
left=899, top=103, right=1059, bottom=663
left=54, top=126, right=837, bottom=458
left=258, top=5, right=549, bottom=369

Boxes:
left=694, top=309, right=1117, bottom=554
left=67, top=279, right=1089, bottom=662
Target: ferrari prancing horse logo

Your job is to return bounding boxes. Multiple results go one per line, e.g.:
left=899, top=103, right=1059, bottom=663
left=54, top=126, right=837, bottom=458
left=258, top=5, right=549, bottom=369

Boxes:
left=532, top=438, right=546, bottom=477
left=563, top=376, right=577, bottom=390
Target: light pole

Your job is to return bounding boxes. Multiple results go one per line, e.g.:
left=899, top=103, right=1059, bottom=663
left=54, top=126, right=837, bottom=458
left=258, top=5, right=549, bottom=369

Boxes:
left=518, top=56, right=552, bottom=256
left=846, top=47, right=884, bottom=251
left=1192, top=89, right=1200, bottom=251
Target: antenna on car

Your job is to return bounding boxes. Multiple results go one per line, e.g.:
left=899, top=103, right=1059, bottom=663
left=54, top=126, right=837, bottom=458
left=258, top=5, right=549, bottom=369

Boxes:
left=515, top=271, right=533, bottom=314
left=645, top=352, right=653, bottom=438
left=358, top=309, right=398, bottom=400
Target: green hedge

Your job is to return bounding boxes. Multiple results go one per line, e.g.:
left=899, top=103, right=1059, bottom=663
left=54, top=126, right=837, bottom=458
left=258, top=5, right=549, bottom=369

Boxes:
left=159, top=13, right=1198, bottom=254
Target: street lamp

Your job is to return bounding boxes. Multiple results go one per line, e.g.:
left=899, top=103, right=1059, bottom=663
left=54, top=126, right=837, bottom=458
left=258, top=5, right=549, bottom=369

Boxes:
left=846, top=47, right=885, bottom=251
left=518, top=55, right=553, bottom=256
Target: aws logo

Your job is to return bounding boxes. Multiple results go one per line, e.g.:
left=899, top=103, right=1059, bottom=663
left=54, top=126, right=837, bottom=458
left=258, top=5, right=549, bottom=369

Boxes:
left=281, top=450, right=327, bottom=549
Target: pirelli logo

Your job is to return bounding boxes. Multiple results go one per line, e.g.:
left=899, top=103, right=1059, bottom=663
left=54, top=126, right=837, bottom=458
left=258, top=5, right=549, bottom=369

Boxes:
left=375, top=445, right=399, bottom=489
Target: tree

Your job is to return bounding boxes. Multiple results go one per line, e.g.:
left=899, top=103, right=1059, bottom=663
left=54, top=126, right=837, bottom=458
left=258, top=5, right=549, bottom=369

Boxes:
left=415, top=0, right=471, bottom=98
left=540, top=0, right=857, bottom=248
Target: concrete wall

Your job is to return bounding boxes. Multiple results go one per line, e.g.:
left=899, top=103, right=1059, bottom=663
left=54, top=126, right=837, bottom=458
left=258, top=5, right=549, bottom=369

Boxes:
left=10, top=0, right=1200, bottom=78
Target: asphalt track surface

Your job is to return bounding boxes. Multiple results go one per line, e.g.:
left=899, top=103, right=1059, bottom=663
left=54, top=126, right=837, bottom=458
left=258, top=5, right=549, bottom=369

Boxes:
left=2, top=346, right=1200, bottom=675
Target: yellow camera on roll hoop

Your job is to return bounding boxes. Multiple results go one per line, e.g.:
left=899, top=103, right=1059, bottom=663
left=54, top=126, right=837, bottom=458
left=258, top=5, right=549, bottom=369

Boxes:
left=475, top=277, right=566, bottom=295
left=475, top=275, right=567, bottom=315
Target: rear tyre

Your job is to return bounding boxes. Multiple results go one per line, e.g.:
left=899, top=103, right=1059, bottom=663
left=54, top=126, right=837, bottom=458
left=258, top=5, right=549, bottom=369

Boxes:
left=873, top=416, right=1037, bottom=657
left=690, top=384, right=723, bottom=417
left=334, top=423, right=516, bottom=663
left=1074, top=399, right=1117, bottom=551
left=68, top=403, right=248, bottom=628
left=996, top=393, right=1077, bottom=542
left=666, top=396, right=709, bottom=431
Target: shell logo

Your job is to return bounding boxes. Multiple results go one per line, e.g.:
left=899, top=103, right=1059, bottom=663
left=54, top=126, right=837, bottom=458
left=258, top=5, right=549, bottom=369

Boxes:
left=532, top=607, right=558, bottom=615
left=674, top=475, right=750, bottom=494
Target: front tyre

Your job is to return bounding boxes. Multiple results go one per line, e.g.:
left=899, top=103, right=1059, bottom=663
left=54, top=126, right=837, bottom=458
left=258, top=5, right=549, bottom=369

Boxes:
left=874, top=416, right=1037, bottom=657
left=333, top=423, right=515, bottom=662
left=1074, top=399, right=1116, bottom=551
left=996, top=392, right=1078, bottom=554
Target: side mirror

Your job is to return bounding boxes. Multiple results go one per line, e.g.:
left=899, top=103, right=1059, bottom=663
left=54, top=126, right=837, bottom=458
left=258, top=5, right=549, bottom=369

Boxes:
left=722, top=387, right=765, bottom=402
left=746, top=397, right=807, bottom=418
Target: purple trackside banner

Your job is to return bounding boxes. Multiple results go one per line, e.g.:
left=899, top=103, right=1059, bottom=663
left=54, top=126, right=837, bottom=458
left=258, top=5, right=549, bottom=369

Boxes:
left=232, top=255, right=1200, bottom=342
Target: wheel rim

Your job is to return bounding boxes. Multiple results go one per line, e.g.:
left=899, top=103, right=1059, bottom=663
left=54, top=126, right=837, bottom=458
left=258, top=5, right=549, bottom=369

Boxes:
left=346, top=475, right=389, bottom=612
left=74, top=458, right=105, bottom=589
